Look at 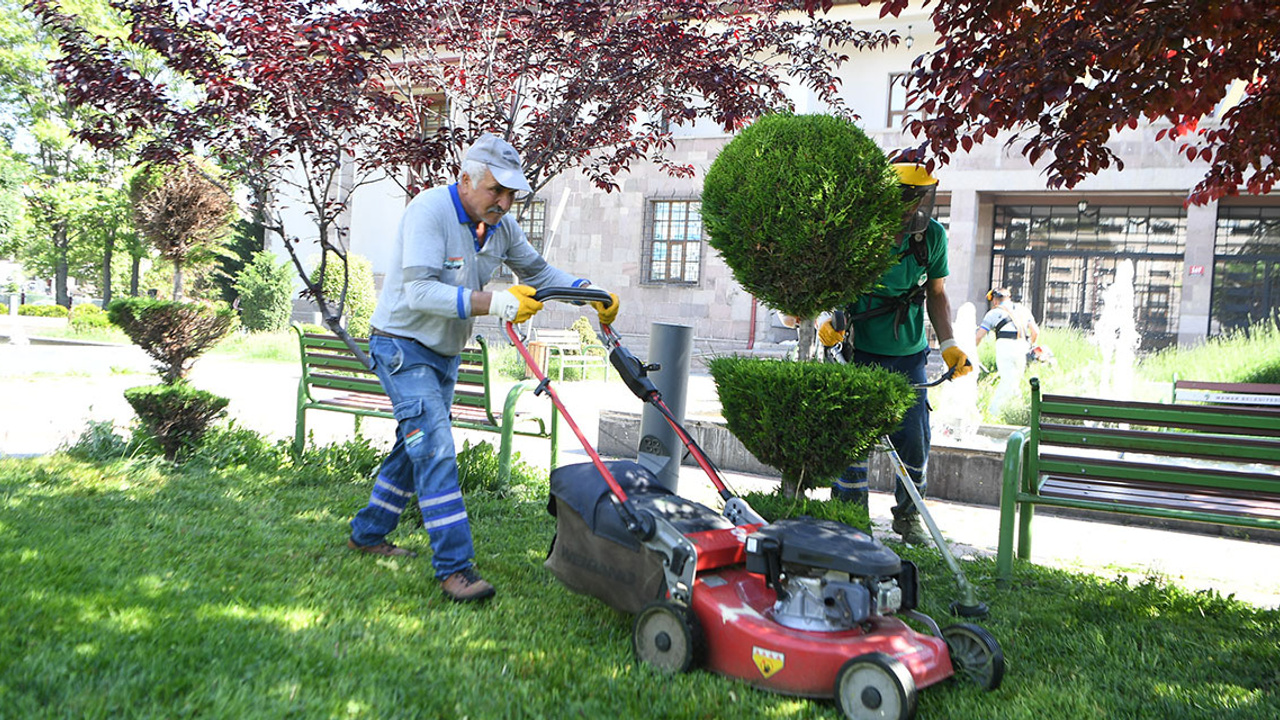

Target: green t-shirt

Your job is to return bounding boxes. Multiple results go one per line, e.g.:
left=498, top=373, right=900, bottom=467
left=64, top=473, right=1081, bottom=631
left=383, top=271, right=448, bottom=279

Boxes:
left=846, top=218, right=949, bottom=356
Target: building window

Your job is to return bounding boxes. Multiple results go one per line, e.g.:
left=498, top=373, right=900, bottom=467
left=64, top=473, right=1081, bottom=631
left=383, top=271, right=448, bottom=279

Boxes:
left=1212, top=206, right=1280, bottom=334
left=887, top=72, right=924, bottom=129
left=496, top=199, right=547, bottom=280
left=643, top=199, right=703, bottom=284
left=991, top=204, right=1186, bottom=350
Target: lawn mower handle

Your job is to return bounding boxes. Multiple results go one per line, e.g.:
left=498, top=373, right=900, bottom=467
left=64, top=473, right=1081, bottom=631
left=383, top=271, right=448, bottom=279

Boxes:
left=532, top=286, right=613, bottom=307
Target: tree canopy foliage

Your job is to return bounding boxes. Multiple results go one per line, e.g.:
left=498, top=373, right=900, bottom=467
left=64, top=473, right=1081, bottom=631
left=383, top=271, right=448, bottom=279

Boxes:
left=30, top=0, right=893, bottom=351
left=810, top=0, right=1277, bottom=204
left=702, top=113, right=902, bottom=323
left=129, top=159, right=234, bottom=300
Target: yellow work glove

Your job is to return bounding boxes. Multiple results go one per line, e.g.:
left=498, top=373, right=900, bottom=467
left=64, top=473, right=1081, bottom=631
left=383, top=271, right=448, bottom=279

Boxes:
left=817, top=319, right=846, bottom=347
left=939, top=339, right=973, bottom=378
left=488, top=285, right=543, bottom=324
left=590, top=291, right=620, bottom=325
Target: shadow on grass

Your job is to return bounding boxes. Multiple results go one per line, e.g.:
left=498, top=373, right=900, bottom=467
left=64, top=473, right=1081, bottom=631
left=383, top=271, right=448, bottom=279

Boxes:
left=1, top=455, right=1278, bottom=719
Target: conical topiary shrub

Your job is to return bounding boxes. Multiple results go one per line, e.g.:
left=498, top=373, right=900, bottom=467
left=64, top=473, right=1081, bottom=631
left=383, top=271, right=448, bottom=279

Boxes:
left=108, top=297, right=237, bottom=461
left=701, top=112, right=915, bottom=498
left=124, top=383, right=230, bottom=461
left=709, top=356, right=917, bottom=498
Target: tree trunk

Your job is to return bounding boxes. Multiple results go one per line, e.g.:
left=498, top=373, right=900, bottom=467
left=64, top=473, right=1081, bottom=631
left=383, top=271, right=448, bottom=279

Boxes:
left=130, top=255, right=141, bottom=296
left=780, top=472, right=801, bottom=499
left=101, top=227, right=115, bottom=307
left=54, top=224, right=71, bottom=308
left=172, top=258, right=184, bottom=301
left=796, top=323, right=816, bottom=362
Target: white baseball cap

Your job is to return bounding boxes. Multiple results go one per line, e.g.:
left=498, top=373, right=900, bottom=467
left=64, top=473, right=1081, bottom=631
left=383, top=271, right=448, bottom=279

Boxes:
left=465, top=133, right=531, bottom=192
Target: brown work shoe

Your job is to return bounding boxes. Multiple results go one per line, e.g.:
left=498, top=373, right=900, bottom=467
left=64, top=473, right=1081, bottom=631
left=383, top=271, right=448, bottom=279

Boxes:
left=441, top=567, right=496, bottom=603
left=348, top=537, right=418, bottom=558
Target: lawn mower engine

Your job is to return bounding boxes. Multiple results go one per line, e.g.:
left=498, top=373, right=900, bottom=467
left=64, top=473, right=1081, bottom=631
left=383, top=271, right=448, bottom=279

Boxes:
left=745, top=517, right=916, bottom=632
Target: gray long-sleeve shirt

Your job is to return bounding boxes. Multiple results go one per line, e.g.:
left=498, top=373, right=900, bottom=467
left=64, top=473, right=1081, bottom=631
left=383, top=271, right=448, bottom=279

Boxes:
left=370, top=183, right=582, bottom=357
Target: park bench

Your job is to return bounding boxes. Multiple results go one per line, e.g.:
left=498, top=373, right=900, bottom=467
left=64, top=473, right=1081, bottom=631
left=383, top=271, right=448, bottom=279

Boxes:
left=293, top=326, right=560, bottom=483
left=530, top=327, right=608, bottom=381
left=1172, top=379, right=1280, bottom=408
left=996, top=377, right=1280, bottom=586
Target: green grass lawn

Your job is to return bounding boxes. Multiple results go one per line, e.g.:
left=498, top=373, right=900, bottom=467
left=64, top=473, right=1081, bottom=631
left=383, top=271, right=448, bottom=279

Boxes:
left=2, top=442, right=1278, bottom=719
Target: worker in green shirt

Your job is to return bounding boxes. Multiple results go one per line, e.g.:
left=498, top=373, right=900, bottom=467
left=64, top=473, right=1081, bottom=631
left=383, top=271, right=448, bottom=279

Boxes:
left=819, top=160, right=972, bottom=544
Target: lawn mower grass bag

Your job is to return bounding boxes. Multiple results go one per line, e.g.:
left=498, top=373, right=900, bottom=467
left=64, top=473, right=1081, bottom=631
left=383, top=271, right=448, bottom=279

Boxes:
left=545, top=460, right=734, bottom=614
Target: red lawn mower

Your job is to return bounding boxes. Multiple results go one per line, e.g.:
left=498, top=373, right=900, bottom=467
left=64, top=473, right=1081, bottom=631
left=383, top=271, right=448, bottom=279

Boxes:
left=510, top=288, right=1003, bottom=720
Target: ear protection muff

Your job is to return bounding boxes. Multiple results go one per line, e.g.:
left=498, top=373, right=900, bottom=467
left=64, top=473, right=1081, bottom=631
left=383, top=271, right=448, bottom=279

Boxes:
left=988, top=288, right=1008, bottom=302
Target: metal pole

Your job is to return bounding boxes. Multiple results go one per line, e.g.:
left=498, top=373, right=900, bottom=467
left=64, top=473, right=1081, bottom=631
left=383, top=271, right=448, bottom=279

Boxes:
left=636, top=322, right=693, bottom=491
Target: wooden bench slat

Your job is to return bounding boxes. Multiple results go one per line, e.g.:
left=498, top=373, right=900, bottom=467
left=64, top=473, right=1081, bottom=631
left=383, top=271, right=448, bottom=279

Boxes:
left=1041, top=473, right=1280, bottom=505
left=1174, top=380, right=1280, bottom=407
left=1039, top=478, right=1280, bottom=520
left=1038, top=423, right=1280, bottom=464
left=1039, top=394, right=1280, bottom=434
left=1038, top=453, right=1280, bottom=495
left=310, top=395, right=394, bottom=414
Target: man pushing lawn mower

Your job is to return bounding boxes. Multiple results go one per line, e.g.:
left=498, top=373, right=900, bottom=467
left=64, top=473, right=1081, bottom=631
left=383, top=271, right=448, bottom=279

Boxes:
left=344, top=133, right=618, bottom=603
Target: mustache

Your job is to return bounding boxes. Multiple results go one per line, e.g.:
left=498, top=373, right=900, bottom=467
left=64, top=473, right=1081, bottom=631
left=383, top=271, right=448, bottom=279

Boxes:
left=485, top=205, right=506, bottom=216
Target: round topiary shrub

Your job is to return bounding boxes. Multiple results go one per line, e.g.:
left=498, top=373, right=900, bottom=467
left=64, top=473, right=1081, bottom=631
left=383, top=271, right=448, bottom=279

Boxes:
left=108, top=297, right=238, bottom=383
left=701, top=112, right=904, bottom=322
left=709, top=356, right=916, bottom=498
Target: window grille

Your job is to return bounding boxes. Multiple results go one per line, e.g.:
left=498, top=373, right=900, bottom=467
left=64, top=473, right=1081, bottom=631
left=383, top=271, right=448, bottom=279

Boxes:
left=642, top=199, right=703, bottom=285
left=1212, top=206, right=1280, bottom=334
left=991, top=204, right=1186, bottom=350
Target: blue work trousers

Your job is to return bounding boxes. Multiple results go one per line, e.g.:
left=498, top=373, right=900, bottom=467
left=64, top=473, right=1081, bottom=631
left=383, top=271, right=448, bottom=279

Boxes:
left=832, top=348, right=930, bottom=517
left=349, top=335, right=474, bottom=579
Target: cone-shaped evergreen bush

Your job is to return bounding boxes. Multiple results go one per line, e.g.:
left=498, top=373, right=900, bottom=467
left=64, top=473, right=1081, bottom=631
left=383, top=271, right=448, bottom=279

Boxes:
left=124, top=383, right=230, bottom=461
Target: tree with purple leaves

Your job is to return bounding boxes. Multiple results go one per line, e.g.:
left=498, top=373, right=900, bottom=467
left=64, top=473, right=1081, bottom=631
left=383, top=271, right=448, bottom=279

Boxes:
left=29, top=0, right=894, bottom=357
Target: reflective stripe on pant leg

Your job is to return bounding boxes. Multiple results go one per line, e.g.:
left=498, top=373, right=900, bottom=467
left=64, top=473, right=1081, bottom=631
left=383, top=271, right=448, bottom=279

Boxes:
left=833, top=460, right=869, bottom=501
left=419, top=488, right=469, bottom=533
left=349, top=437, right=414, bottom=546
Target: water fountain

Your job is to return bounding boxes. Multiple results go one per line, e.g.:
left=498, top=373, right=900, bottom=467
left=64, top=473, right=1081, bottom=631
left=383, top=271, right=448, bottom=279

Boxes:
left=1094, top=259, right=1140, bottom=400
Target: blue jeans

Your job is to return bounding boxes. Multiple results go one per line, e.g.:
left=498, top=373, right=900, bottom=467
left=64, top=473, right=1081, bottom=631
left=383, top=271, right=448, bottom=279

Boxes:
left=832, top=348, right=930, bottom=517
left=349, top=335, right=474, bottom=579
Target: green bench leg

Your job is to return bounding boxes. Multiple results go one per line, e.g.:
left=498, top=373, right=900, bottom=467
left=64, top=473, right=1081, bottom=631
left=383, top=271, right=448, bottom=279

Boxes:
left=996, top=430, right=1027, bottom=588
left=497, top=381, right=536, bottom=487
left=1017, top=499, right=1034, bottom=561
left=294, top=398, right=308, bottom=457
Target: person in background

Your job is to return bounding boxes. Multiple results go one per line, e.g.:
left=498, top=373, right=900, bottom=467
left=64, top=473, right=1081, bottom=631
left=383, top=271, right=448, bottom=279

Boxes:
left=817, top=160, right=972, bottom=545
left=346, top=133, right=619, bottom=603
left=975, top=287, right=1041, bottom=417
